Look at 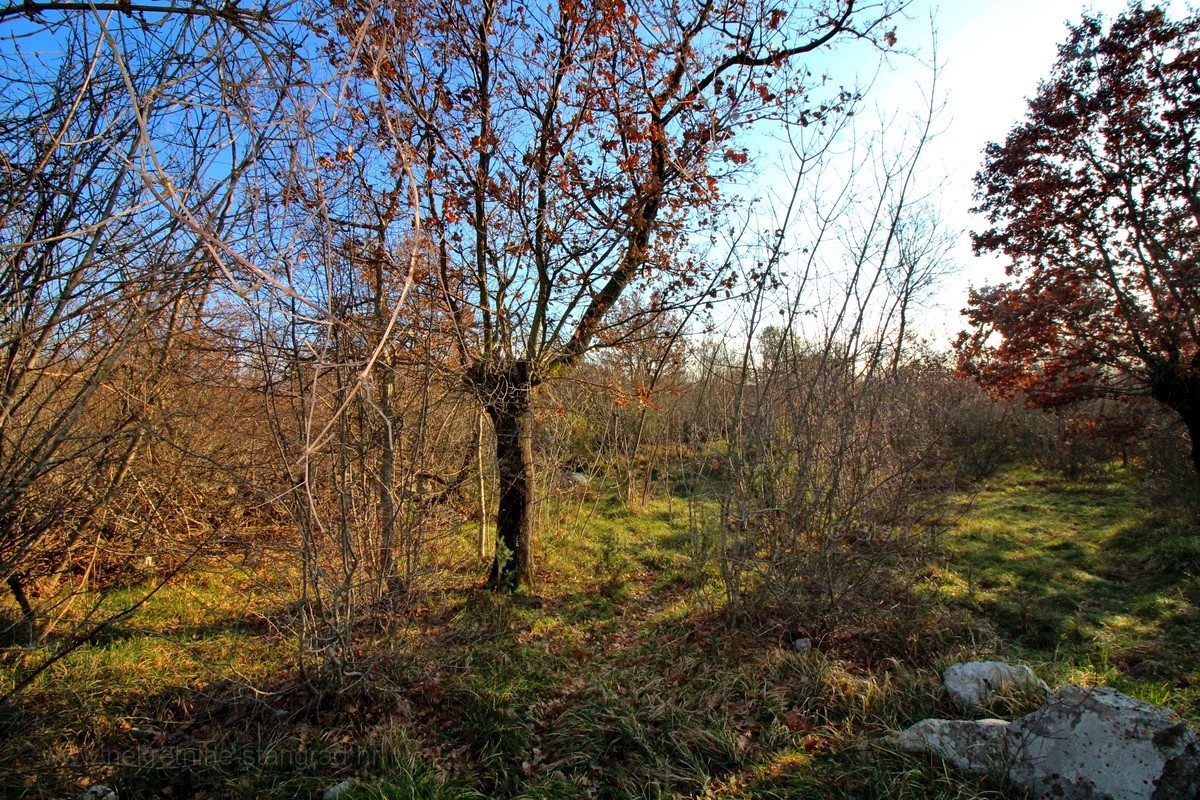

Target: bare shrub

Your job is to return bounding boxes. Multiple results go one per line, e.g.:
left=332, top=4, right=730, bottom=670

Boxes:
left=0, top=12, right=296, bottom=648
left=719, top=338, right=954, bottom=647
left=713, top=70, right=959, bottom=651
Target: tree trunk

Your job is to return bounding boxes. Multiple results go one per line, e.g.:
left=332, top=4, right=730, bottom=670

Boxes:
left=1148, top=359, right=1200, bottom=478
left=7, top=573, right=36, bottom=642
left=477, top=410, right=489, bottom=559
left=1181, top=407, right=1200, bottom=479
left=481, top=365, right=536, bottom=591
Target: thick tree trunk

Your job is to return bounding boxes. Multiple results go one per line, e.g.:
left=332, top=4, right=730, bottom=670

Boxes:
left=1181, top=407, right=1200, bottom=478
left=481, top=365, right=536, bottom=591
left=1148, top=358, right=1200, bottom=478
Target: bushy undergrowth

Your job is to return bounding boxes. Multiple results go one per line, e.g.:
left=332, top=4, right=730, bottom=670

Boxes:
left=717, top=351, right=960, bottom=650
left=1, top=464, right=1197, bottom=799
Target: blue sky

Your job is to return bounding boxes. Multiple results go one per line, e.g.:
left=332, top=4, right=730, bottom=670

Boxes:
left=3, top=1, right=1175, bottom=347
left=817, top=0, right=1178, bottom=341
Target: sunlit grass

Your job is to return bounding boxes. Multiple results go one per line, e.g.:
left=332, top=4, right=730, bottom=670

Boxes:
left=939, top=463, right=1200, bottom=720
left=2, top=463, right=1198, bottom=797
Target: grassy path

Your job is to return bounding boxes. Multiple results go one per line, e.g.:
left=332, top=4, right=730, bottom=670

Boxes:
left=1, top=467, right=1197, bottom=798
left=938, top=465, right=1200, bottom=715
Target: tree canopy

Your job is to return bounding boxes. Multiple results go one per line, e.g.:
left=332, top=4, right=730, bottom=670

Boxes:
left=324, top=0, right=903, bottom=587
left=958, top=3, right=1200, bottom=475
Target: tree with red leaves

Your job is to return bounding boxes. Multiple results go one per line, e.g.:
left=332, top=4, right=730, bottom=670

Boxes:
left=958, top=4, right=1200, bottom=478
left=328, top=0, right=902, bottom=589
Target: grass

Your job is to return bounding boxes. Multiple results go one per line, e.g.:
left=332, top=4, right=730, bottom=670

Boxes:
left=936, top=463, right=1200, bottom=720
left=0, top=464, right=1197, bottom=798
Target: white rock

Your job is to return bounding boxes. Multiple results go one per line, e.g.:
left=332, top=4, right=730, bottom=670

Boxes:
left=1008, top=685, right=1199, bottom=800
left=322, top=778, right=355, bottom=800
left=554, top=470, right=591, bottom=488
left=882, top=684, right=1200, bottom=800
left=792, top=637, right=812, bottom=652
left=943, top=661, right=1048, bottom=712
left=80, top=787, right=117, bottom=800
left=884, top=717, right=1011, bottom=774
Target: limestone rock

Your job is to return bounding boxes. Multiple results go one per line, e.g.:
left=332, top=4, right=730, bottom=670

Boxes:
left=554, top=470, right=591, bottom=488
left=80, top=787, right=117, bottom=800
left=883, top=717, right=1010, bottom=775
left=1007, top=685, right=1200, bottom=800
left=943, top=661, right=1048, bottom=712
left=322, top=778, right=355, bottom=800
left=882, top=684, right=1200, bottom=800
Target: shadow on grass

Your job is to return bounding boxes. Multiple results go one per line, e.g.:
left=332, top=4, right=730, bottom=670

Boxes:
left=12, top=468, right=1184, bottom=800
left=0, top=549, right=960, bottom=800
left=944, top=466, right=1200, bottom=678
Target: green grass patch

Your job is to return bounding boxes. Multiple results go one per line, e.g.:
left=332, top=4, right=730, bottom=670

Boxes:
left=3, top=464, right=1198, bottom=798
left=938, top=463, right=1200, bottom=719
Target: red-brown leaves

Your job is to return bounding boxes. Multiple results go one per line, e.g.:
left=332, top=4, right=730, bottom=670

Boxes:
left=961, top=5, right=1200, bottom=430
left=317, top=0, right=897, bottom=373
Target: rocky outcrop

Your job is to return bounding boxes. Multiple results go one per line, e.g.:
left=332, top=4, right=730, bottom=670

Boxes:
left=942, top=660, right=1048, bottom=712
left=1007, top=685, right=1199, bottom=800
left=883, top=683, right=1200, bottom=799
left=884, top=717, right=1010, bottom=774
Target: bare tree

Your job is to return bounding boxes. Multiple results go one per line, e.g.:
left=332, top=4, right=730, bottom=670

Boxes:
left=326, top=0, right=904, bottom=590
left=715, top=67, right=957, bottom=637
left=0, top=7, right=299, bottom=669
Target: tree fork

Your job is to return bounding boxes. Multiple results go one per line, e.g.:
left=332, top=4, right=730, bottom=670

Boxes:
left=470, top=361, right=539, bottom=591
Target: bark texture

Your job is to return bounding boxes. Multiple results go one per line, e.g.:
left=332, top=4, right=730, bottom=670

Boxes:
left=477, top=362, right=537, bottom=591
left=1148, top=358, right=1200, bottom=478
